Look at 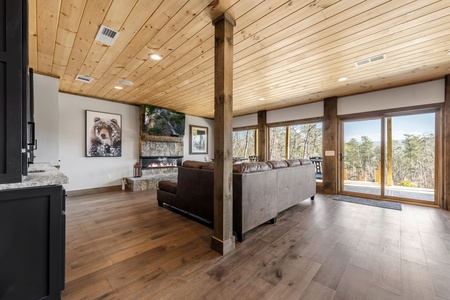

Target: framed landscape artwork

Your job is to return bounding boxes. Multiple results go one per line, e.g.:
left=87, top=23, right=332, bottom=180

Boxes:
left=189, top=125, right=208, bottom=154
left=86, top=110, right=122, bottom=157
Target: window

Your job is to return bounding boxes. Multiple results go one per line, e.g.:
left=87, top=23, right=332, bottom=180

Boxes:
left=232, top=129, right=256, bottom=158
left=289, top=123, right=322, bottom=159
left=269, top=122, right=322, bottom=160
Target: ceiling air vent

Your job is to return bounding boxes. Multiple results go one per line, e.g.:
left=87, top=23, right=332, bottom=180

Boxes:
left=355, top=54, right=387, bottom=67
left=95, top=25, right=120, bottom=46
left=75, top=74, right=93, bottom=83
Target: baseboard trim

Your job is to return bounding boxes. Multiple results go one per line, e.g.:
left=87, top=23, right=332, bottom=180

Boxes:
left=66, top=185, right=122, bottom=197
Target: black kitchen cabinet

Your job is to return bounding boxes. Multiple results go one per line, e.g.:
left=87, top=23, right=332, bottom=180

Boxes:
left=0, top=0, right=27, bottom=184
left=0, top=185, right=65, bottom=300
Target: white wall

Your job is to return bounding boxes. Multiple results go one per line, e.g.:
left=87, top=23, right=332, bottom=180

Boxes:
left=233, top=113, right=258, bottom=127
left=338, top=79, right=445, bottom=115
left=59, top=93, right=140, bottom=192
left=33, top=74, right=60, bottom=165
left=267, top=101, right=324, bottom=124
left=183, top=115, right=214, bottom=161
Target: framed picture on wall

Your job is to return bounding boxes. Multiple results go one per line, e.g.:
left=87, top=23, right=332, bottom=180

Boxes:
left=189, top=125, right=208, bottom=154
left=86, top=110, right=122, bottom=157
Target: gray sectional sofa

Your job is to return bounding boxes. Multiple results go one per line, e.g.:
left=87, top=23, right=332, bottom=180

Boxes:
left=157, top=159, right=316, bottom=241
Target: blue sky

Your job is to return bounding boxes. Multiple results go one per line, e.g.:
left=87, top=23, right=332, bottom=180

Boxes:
left=343, top=113, right=435, bottom=142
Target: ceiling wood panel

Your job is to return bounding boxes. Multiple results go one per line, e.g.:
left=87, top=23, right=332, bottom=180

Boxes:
left=28, top=0, right=38, bottom=69
left=36, top=0, right=61, bottom=73
left=30, top=0, right=450, bottom=118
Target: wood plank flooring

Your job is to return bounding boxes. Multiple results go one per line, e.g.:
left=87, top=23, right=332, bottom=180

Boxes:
left=62, top=191, right=450, bottom=300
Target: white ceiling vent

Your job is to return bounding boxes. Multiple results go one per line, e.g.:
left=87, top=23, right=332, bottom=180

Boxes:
left=355, top=54, right=387, bottom=67
left=95, top=25, right=120, bottom=46
left=75, top=74, right=93, bottom=83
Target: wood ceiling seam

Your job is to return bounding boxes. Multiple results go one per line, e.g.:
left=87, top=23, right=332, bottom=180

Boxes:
left=36, top=0, right=62, bottom=74
left=155, top=47, right=448, bottom=114
left=58, top=0, right=114, bottom=92
left=233, top=0, right=392, bottom=68
left=28, top=0, right=38, bottom=70
left=232, top=19, right=450, bottom=96
left=66, top=0, right=141, bottom=94
left=78, top=0, right=166, bottom=96
left=83, top=0, right=188, bottom=96
left=97, top=0, right=214, bottom=100
left=127, top=0, right=386, bottom=102
left=232, top=23, right=450, bottom=96
left=100, top=0, right=251, bottom=96
left=51, top=0, right=87, bottom=77
left=97, top=0, right=256, bottom=103
left=230, top=2, right=450, bottom=87
left=232, top=0, right=442, bottom=73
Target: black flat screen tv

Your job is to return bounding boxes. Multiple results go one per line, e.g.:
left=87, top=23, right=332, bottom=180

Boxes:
left=143, top=105, right=186, bottom=136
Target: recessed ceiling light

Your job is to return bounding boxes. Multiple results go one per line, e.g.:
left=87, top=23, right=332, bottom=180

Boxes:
left=149, top=54, right=162, bottom=61
left=114, top=86, right=123, bottom=90
left=338, top=77, right=348, bottom=82
left=447, top=51, right=450, bottom=55
left=258, top=97, right=266, bottom=101
left=119, top=79, right=133, bottom=86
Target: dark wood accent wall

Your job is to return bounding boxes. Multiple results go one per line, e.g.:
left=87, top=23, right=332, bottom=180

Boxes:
left=257, top=110, right=267, bottom=162
left=211, top=13, right=236, bottom=255
left=444, top=75, right=450, bottom=210
left=322, top=97, right=338, bottom=194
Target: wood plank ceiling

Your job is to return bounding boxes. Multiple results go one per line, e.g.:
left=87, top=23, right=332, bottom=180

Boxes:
left=29, top=0, right=450, bottom=118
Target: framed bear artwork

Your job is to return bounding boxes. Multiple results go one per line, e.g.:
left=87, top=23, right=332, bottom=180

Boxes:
left=86, top=110, right=122, bottom=157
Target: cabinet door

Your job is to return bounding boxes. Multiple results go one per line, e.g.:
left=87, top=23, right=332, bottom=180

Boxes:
left=0, top=185, right=64, bottom=300
left=0, top=0, right=25, bottom=184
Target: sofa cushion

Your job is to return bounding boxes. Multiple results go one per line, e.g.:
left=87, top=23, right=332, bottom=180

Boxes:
left=201, top=162, right=215, bottom=170
left=182, top=160, right=204, bottom=169
left=299, top=159, right=312, bottom=165
left=158, top=180, right=178, bottom=194
left=267, top=160, right=289, bottom=169
left=234, top=162, right=272, bottom=173
left=285, top=159, right=301, bottom=167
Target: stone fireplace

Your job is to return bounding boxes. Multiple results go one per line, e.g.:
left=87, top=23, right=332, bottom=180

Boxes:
left=140, top=135, right=184, bottom=175
left=126, top=135, right=184, bottom=191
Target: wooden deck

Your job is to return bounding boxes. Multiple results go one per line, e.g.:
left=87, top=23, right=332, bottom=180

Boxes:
left=63, top=190, right=450, bottom=299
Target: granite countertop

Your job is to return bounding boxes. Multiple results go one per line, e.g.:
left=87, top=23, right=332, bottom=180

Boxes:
left=0, top=163, right=69, bottom=191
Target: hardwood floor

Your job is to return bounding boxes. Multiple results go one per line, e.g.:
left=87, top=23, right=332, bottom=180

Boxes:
left=62, top=191, right=450, bottom=300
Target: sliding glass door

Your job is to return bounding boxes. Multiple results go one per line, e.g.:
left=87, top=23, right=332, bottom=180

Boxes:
left=342, top=118, right=382, bottom=196
left=340, top=112, right=437, bottom=204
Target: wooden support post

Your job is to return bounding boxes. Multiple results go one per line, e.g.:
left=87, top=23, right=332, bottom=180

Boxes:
left=386, top=117, right=393, bottom=186
left=323, top=97, right=338, bottom=194
left=211, top=13, right=236, bottom=255
left=285, top=126, right=290, bottom=159
left=444, top=75, right=450, bottom=210
left=257, top=110, right=267, bottom=162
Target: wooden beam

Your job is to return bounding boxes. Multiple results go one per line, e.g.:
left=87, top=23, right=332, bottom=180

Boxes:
left=257, top=110, right=268, bottom=162
left=323, top=97, right=338, bottom=194
left=444, top=75, right=450, bottom=210
left=211, top=13, right=236, bottom=255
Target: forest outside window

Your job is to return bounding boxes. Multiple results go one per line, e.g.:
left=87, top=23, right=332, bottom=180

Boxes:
left=232, top=129, right=257, bottom=160
left=269, top=122, right=323, bottom=179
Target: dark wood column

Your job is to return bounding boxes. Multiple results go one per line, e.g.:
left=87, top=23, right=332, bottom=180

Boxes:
left=444, top=75, right=450, bottom=210
left=322, top=97, right=338, bottom=194
left=257, top=110, right=268, bottom=162
left=211, top=13, right=236, bottom=255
